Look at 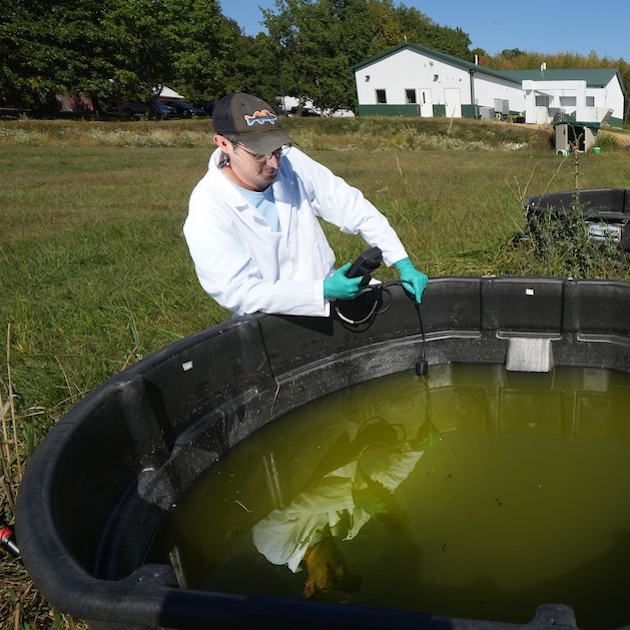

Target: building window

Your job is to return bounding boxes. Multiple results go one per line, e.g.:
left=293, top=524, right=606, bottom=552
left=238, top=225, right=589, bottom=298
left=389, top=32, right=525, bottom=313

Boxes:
left=560, top=96, right=577, bottom=107
left=586, top=96, right=595, bottom=107
left=376, top=89, right=387, bottom=104
left=535, top=94, right=550, bottom=107
left=405, top=89, right=417, bottom=104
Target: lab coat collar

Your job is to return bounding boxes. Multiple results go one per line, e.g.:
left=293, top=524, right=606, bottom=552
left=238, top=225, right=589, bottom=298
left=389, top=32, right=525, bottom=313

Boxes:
left=208, top=147, right=289, bottom=234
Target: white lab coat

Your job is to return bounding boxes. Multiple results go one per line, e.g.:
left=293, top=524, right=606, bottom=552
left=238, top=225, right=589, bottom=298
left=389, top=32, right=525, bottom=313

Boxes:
left=184, top=147, right=408, bottom=317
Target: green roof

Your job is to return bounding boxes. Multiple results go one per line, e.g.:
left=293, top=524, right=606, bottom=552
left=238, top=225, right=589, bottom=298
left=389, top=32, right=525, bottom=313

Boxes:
left=351, top=42, right=519, bottom=84
left=500, top=68, right=621, bottom=88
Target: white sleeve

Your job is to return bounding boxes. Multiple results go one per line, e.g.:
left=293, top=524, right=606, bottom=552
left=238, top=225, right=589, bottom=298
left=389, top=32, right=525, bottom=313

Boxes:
left=286, top=149, right=409, bottom=266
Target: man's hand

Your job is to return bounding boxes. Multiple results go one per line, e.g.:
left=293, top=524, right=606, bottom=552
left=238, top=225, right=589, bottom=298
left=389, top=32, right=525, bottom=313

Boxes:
left=395, top=258, right=428, bottom=303
left=323, top=263, right=363, bottom=301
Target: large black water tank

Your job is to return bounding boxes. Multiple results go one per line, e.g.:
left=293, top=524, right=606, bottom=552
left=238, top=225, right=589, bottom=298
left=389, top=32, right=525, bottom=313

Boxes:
left=16, top=277, right=630, bottom=629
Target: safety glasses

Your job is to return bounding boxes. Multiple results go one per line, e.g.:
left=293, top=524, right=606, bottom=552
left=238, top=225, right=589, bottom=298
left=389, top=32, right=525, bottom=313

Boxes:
left=235, top=143, right=287, bottom=164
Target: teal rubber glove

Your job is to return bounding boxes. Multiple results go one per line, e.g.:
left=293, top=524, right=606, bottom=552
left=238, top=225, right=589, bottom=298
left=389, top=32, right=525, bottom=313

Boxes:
left=395, top=257, right=428, bottom=304
left=323, top=263, right=363, bottom=301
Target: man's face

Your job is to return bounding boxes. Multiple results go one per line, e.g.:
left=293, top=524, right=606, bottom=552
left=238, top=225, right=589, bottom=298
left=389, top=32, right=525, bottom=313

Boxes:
left=216, top=135, right=281, bottom=192
left=304, top=560, right=343, bottom=598
left=302, top=539, right=350, bottom=598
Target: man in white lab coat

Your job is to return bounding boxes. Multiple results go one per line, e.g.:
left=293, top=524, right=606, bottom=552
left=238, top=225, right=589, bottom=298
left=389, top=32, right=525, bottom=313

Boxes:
left=184, top=92, right=428, bottom=317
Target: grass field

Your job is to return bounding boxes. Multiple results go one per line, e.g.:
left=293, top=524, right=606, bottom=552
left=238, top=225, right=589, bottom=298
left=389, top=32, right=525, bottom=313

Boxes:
left=2, top=116, right=630, bottom=627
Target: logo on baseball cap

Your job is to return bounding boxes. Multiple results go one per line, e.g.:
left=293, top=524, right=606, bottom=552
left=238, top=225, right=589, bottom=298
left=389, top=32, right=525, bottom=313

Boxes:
left=213, top=92, right=295, bottom=154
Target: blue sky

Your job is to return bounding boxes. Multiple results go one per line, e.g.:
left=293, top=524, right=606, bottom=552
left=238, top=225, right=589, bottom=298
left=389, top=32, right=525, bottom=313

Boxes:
left=222, top=0, right=630, bottom=61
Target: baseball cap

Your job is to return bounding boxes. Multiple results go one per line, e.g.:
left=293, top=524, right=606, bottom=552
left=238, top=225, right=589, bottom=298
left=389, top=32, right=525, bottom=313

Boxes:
left=212, top=92, right=295, bottom=154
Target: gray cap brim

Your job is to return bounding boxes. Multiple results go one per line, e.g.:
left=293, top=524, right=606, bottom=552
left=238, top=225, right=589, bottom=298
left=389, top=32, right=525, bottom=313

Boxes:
left=236, top=128, right=296, bottom=154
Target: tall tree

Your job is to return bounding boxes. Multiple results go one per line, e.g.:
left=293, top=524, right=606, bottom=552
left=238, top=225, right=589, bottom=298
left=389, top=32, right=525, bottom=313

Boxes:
left=262, top=0, right=473, bottom=112
left=220, top=32, right=284, bottom=105
left=161, top=0, right=234, bottom=101
left=391, top=3, right=472, bottom=59
left=264, top=0, right=380, bottom=111
left=0, top=0, right=241, bottom=107
left=107, top=0, right=175, bottom=98
left=0, top=0, right=124, bottom=106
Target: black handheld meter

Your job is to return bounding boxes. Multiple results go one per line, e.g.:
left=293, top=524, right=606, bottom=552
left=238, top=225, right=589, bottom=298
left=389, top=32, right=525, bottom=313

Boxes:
left=346, top=247, right=383, bottom=286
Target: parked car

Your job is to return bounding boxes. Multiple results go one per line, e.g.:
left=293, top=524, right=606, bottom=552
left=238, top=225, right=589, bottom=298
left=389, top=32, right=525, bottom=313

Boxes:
left=289, top=106, right=321, bottom=117
left=106, top=101, right=150, bottom=119
left=197, top=100, right=216, bottom=115
left=149, top=100, right=178, bottom=120
left=273, top=105, right=292, bottom=117
left=166, top=101, right=206, bottom=118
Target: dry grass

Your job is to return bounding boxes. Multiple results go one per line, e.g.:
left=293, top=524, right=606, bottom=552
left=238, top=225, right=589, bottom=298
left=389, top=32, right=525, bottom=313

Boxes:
left=1, top=325, right=87, bottom=629
left=0, top=118, right=214, bottom=149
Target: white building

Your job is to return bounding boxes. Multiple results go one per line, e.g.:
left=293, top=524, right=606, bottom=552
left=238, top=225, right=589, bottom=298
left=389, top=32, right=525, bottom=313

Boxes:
left=353, top=43, right=626, bottom=128
left=502, top=68, right=624, bottom=126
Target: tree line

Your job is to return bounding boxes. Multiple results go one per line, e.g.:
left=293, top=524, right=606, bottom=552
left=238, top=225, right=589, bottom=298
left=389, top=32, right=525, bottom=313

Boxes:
left=1, top=0, right=628, bottom=117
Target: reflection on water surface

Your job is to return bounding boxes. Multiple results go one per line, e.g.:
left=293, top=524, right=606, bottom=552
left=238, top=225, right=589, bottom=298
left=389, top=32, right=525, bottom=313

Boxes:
left=147, top=364, right=630, bottom=629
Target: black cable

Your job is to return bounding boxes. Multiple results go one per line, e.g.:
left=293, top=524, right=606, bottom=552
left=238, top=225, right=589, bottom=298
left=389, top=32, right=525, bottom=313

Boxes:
left=388, top=278, right=428, bottom=375
left=333, top=279, right=428, bottom=375
left=413, top=299, right=428, bottom=375
left=334, top=289, right=381, bottom=328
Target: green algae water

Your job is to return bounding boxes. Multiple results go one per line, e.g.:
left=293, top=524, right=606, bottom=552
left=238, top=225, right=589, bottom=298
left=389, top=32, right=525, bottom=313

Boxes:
left=147, top=364, right=630, bottom=629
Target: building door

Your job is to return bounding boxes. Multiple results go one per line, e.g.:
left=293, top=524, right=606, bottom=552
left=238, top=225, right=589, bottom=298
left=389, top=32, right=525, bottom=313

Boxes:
left=419, top=89, right=433, bottom=117
left=444, top=88, right=462, bottom=118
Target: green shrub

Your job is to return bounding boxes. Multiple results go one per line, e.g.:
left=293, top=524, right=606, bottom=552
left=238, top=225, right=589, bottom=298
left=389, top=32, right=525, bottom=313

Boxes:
left=499, top=191, right=627, bottom=278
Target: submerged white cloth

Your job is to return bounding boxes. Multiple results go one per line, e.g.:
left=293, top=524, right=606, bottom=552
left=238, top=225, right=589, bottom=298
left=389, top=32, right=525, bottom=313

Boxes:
left=184, top=147, right=408, bottom=317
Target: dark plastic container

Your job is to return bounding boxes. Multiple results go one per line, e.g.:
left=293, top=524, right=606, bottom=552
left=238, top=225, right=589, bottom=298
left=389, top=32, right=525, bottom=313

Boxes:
left=16, top=277, right=630, bottom=629
left=523, top=187, right=630, bottom=250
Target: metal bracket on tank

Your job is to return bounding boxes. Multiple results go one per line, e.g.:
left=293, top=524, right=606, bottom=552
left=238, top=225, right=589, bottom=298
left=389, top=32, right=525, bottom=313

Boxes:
left=506, top=337, right=555, bottom=373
